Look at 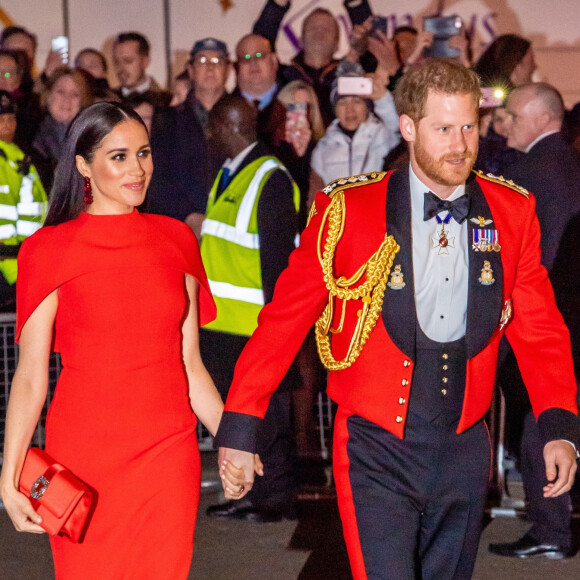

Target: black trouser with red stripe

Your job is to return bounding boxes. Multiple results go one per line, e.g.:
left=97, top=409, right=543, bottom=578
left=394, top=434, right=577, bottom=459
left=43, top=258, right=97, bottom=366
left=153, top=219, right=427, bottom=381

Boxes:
left=333, top=408, right=490, bottom=580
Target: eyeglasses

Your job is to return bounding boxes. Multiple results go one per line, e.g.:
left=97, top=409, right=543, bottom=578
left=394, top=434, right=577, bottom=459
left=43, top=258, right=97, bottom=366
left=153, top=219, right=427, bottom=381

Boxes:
left=238, top=51, right=271, bottom=64
left=192, top=55, right=227, bottom=67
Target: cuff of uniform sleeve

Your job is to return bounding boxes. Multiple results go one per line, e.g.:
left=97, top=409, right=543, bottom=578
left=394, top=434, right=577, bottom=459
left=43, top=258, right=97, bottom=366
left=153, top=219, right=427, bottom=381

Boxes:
left=213, top=410, right=262, bottom=453
left=537, top=408, right=580, bottom=450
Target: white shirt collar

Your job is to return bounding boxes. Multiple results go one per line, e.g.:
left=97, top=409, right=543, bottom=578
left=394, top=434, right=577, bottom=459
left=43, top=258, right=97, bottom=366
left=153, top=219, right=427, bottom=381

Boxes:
left=121, top=76, right=152, bottom=96
left=525, top=130, right=559, bottom=153
left=223, top=142, right=258, bottom=176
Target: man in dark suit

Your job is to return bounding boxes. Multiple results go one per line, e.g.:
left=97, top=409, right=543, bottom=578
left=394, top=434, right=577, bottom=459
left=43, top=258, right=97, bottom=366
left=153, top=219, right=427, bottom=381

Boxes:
left=489, top=82, right=580, bottom=560
left=200, top=95, right=300, bottom=522
left=112, top=32, right=171, bottom=108
left=213, top=60, right=579, bottom=579
left=146, top=38, right=230, bottom=228
left=233, top=33, right=283, bottom=147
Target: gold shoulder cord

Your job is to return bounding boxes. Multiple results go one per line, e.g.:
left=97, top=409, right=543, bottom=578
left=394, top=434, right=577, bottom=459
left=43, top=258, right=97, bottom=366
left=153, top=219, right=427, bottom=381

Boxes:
left=314, top=188, right=400, bottom=371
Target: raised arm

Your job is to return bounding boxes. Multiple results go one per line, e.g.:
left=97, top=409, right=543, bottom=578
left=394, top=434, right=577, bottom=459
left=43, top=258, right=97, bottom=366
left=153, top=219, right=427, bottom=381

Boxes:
left=252, top=0, right=290, bottom=52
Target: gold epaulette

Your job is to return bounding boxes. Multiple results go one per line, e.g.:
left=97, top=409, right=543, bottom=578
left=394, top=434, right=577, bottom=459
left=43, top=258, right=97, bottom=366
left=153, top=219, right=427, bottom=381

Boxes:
left=472, top=169, right=529, bottom=198
left=306, top=172, right=387, bottom=226
left=322, top=171, right=387, bottom=197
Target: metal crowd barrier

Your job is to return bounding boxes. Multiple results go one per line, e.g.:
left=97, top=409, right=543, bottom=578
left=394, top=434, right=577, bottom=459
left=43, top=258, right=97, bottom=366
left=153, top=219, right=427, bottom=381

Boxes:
left=0, top=313, right=335, bottom=462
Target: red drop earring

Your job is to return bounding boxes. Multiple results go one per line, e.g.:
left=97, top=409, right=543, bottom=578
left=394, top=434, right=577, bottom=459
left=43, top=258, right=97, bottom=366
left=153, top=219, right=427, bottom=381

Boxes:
left=83, top=176, right=93, bottom=204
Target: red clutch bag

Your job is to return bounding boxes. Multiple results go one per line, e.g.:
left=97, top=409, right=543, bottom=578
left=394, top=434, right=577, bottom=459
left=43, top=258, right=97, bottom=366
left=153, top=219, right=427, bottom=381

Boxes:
left=18, top=448, right=95, bottom=543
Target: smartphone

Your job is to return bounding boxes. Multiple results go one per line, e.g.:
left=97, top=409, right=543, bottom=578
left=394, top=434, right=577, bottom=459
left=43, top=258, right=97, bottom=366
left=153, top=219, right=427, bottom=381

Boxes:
left=51, top=35, right=69, bottom=64
left=423, top=15, right=462, bottom=59
left=286, top=102, right=309, bottom=131
left=371, top=16, right=388, bottom=36
left=480, top=87, right=506, bottom=108
left=337, top=76, right=373, bottom=97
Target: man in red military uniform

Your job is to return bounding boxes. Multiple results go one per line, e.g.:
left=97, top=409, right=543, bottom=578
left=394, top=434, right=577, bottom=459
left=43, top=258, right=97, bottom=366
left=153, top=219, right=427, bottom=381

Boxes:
left=214, top=59, right=579, bottom=579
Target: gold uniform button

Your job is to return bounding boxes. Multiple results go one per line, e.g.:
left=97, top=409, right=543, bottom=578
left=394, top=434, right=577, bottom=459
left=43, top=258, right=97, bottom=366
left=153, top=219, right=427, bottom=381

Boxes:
left=442, top=377, right=448, bottom=383
left=442, top=365, right=448, bottom=370
left=403, top=360, right=411, bottom=367
left=398, top=397, right=406, bottom=405
left=401, top=379, right=409, bottom=386
left=396, top=415, right=403, bottom=423
left=441, top=389, right=447, bottom=396
left=442, top=353, right=449, bottom=360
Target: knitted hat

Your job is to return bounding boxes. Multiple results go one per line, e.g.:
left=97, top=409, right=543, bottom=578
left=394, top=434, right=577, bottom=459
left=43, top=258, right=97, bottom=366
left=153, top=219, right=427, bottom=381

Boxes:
left=330, top=61, right=373, bottom=112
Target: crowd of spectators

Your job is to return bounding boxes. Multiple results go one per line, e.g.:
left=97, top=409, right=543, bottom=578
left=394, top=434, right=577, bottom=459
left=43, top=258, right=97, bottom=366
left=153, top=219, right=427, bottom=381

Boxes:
left=4, top=2, right=580, bottom=223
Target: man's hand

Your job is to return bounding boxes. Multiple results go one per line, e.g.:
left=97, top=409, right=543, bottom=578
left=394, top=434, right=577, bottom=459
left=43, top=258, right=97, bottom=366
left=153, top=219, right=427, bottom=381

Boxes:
left=543, top=440, right=578, bottom=497
left=218, top=447, right=263, bottom=500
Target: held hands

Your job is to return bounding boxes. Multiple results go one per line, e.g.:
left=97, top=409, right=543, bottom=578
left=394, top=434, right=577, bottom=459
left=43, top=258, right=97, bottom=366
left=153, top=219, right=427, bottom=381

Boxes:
left=218, top=447, right=264, bottom=500
left=0, top=484, right=45, bottom=534
left=543, top=440, right=578, bottom=497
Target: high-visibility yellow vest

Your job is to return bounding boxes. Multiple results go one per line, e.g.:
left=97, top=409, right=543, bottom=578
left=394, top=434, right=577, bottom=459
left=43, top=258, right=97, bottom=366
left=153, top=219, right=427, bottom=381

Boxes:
left=201, top=155, right=299, bottom=336
left=0, top=142, right=47, bottom=284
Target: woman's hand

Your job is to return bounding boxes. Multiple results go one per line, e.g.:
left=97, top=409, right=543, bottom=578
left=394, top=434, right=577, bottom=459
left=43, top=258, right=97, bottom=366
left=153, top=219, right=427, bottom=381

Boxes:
left=254, top=453, right=264, bottom=477
left=368, top=31, right=399, bottom=77
left=347, top=21, right=371, bottom=61
left=219, top=453, right=264, bottom=500
left=284, top=126, right=312, bottom=157
left=0, top=484, right=45, bottom=534
left=447, top=34, right=471, bottom=67
left=44, top=50, right=66, bottom=79
left=406, top=30, right=433, bottom=66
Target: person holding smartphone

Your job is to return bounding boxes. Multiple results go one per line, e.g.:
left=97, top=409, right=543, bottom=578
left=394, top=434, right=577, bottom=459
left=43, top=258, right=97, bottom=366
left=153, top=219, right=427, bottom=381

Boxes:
left=309, top=62, right=400, bottom=200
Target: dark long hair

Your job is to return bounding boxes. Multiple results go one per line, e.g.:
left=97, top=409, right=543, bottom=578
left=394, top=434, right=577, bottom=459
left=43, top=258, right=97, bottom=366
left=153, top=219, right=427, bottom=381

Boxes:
left=45, top=102, right=147, bottom=226
left=474, top=34, right=531, bottom=91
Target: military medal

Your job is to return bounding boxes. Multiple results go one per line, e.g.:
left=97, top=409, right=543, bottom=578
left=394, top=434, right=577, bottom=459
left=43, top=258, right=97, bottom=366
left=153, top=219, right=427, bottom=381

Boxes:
left=479, top=260, right=495, bottom=285
left=387, top=264, right=406, bottom=289
left=472, top=228, right=501, bottom=252
left=432, top=212, right=455, bottom=255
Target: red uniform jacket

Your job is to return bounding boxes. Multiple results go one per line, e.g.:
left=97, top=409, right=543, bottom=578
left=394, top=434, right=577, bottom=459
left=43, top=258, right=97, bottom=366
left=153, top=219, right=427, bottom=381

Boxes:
left=215, top=169, right=578, bottom=451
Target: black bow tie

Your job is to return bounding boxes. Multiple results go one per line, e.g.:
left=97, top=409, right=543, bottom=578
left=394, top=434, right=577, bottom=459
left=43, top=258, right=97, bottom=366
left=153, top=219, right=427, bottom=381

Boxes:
left=423, top=191, right=470, bottom=224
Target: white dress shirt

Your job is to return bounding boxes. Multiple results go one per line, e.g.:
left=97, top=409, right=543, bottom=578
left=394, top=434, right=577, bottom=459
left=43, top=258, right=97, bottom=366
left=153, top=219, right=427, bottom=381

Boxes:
left=409, top=165, right=469, bottom=342
left=220, top=142, right=258, bottom=177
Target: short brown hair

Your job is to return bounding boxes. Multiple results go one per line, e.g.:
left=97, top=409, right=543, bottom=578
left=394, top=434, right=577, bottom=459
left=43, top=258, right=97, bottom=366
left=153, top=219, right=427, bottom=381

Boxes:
left=394, top=59, right=482, bottom=123
left=44, top=67, right=94, bottom=110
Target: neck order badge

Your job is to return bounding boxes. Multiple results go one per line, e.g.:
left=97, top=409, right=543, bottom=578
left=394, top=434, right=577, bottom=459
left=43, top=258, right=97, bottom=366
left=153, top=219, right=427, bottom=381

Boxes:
left=432, top=212, right=454, bottom=255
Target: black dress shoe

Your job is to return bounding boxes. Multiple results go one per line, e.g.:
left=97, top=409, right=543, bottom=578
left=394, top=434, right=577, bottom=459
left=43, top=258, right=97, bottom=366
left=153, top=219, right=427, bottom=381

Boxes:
left=489, top=534, right=573, bottom=559
left=206, top=500, right=283, bottom=523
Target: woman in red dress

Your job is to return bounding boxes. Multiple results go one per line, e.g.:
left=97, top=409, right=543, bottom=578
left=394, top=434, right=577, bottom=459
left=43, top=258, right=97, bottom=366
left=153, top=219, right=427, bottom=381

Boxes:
left=0, top=102, right=252, bottom=578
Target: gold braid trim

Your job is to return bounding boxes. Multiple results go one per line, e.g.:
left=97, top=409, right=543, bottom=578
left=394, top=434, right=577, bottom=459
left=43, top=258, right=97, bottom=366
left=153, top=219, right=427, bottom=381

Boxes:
left=472, top=169, right=529, bottom=198
left=314, top=189, right=400, bottom=371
